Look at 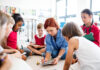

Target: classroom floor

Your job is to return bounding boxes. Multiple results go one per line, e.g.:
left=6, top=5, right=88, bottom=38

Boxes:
left=26, top=56, right=80, bottom=70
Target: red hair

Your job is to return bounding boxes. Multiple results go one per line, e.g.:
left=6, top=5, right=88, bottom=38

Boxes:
left=44, top=18, right=59, bottom=29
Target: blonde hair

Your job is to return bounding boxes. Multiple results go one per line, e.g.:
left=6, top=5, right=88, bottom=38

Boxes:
left=0, top=10, right=15, bottom=27
left=0, top=11, right=15, bottom=45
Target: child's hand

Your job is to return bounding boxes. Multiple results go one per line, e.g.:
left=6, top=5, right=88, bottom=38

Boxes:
left=33, top=45, right=40, bottom=48
left=34, top=45, right=45, bottom=48
left=41, top=58, right=48, bottom=64
left=40, top=45, right=45, bottom=48
left=52, top=57, right=60, bottom=65
left=72, top=58, right=78, bottom=64
left=82, top=33, right=86, bottom=36
left=10, top=49, right=19, bottom=53
left=9, top=51, right=22, bottom=58
left=18, top=49, right=24, bottom=53
left=33, top=46, right=38, bottom=48
left=0, top=55, right=12, bottom=70
left=30, top=42, right=34, bottom=45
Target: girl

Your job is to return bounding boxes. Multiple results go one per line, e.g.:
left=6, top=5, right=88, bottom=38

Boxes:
left=81, top=9, right=100, bottom=46
left=62, top=22, right=100, bottom=70
left=28, top=23, right=46, bottom=56
left=41, top=18, right=68, bottom=65
left=7, top=13, right=23, bottom=49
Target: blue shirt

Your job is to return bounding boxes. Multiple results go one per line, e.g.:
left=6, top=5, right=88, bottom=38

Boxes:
left=45, top=29, right=68, bottom=53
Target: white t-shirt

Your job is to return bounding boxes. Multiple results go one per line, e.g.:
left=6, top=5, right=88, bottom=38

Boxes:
left=74, top=36, right=100, bottom=70
left=0, top=45, right=4, bottom=53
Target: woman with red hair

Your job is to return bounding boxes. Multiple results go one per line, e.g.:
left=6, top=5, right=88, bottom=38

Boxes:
left=41, top=18, right=68, bottom=65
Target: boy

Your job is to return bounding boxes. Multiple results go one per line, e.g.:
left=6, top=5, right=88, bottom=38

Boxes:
left=28, top=23, right=46, bottom=56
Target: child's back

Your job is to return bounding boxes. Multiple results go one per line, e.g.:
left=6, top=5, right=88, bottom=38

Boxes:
left=74, top=36, right=100, bottom=70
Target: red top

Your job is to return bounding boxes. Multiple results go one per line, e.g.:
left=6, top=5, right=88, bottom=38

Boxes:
left=81, top=24, right=100, bottom=47
left=7, top=31, right=17, bottom=49
left=34, top=35, right=46, bottom=45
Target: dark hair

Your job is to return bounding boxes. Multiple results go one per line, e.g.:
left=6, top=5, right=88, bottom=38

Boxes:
left=12, top=13, right=23, bottom=30
left=81, top=9, right=92, bottom=16
left=62, top=22, right=82, bottom=39
left=81, top=9, right=94, bottom=27
left=37, top=23, right=44, bottom=29
left=44, top=18, right=59, bottom=30
left=12, top=13, right=23, bottom=23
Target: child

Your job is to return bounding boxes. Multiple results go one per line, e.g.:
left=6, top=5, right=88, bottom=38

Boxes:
left=62, top=22, right=100, bottom=70
left=81, top=9, right=100, bottom=46
left=41, top=18, right=68, bottom=65
left=27, top=23, right=46, bottom=56
left=3, top=13, right=29, bottom=60
left=7, top=14, right=23, bottom=49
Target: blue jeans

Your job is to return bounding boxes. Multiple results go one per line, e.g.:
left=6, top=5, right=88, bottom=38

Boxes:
left=51, top=48, right=67, bottom=59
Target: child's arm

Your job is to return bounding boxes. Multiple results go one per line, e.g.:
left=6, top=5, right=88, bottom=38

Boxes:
left=1, top=38, right=12, bottom=49
left=16, top=45, right=24, bottom=53
left=52, top=49, right=65, bottom=64
left=63, top=38, right=78, bottom=70
left=16, top=45, right=20, bottom=50
left=3, top=49, right=19, bottom=54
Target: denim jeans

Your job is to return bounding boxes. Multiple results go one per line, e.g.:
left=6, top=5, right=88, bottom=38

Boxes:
left=51, top=48, right=67, bottom=59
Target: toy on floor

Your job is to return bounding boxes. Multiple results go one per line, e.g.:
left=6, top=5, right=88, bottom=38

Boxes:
left=36, top=61, right=40, bottom=65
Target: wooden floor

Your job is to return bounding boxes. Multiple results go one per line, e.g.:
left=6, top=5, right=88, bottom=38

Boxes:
left=26, top=56, right=80, bottom=70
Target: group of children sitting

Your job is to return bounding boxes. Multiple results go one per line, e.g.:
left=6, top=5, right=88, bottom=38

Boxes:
left=0, top=8, right=100, bottom=70
left=0, top=10, right=47, bottom=70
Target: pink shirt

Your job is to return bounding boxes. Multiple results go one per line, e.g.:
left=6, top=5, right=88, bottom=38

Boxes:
left=7, top=31, right=17, bottom=49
